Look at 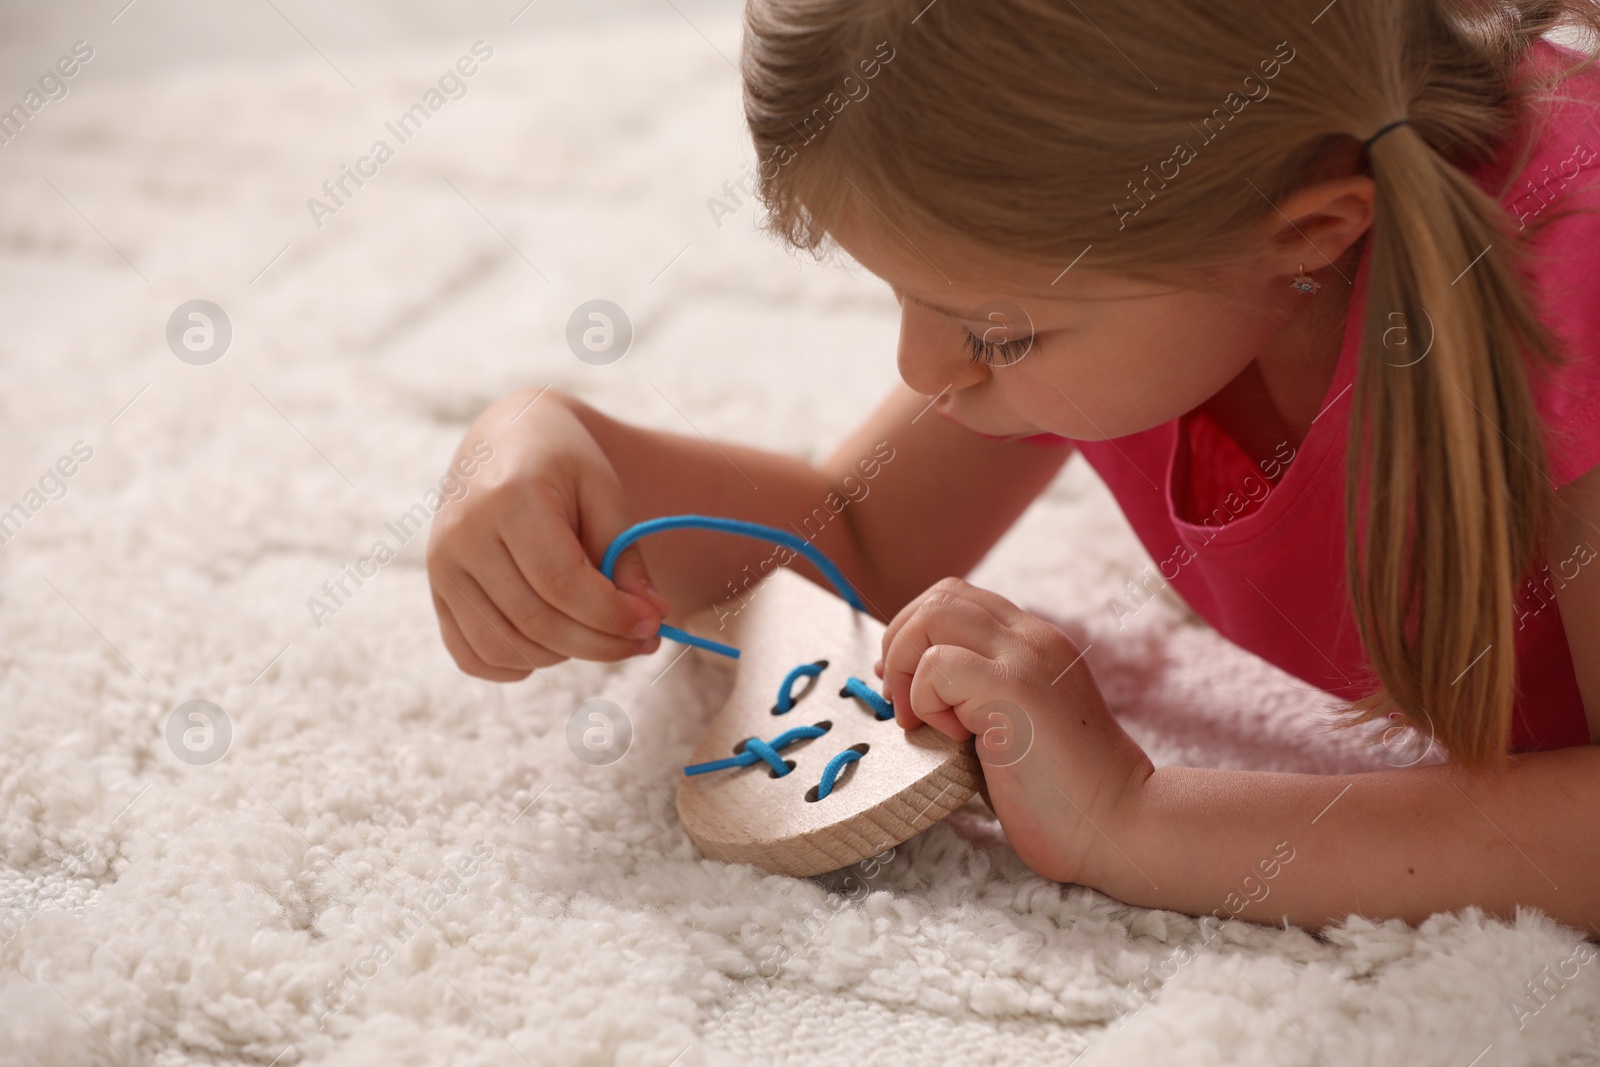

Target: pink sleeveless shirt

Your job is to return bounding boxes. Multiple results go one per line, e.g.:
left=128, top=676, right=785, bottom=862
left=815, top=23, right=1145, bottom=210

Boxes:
left=1041, top=43, right=1600, bottom=752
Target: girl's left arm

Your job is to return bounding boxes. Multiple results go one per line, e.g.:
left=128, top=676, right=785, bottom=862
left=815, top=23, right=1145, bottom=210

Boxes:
left=1100, top=464, right=1600, bottom=932
left=1105, top=749, right=1600, bottom=931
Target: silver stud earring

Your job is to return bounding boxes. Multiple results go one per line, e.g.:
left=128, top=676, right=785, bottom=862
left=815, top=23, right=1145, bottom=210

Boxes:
left=1290, top=263, right=1321, bottom=295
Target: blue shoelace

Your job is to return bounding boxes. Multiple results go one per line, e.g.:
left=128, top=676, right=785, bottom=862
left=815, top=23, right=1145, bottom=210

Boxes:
left=600, top=515, right=868, bottom=660
left=602, top=516, right=890, bottom=802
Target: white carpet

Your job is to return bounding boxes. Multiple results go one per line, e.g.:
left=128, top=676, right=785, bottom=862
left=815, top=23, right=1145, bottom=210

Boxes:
left=0, top=7, right=1597, bottom=1065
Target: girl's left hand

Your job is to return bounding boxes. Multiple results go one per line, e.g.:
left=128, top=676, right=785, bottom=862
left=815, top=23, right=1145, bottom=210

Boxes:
left=875, top=577, right=1154, bottom=887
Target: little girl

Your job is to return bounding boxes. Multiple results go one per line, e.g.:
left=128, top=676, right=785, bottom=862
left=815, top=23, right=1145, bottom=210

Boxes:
left=427, top=0, right=1600, bottom=930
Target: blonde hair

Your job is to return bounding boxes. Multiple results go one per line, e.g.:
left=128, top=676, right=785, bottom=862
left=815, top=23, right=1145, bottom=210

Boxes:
left=742, top=0, right=1600, bottom=767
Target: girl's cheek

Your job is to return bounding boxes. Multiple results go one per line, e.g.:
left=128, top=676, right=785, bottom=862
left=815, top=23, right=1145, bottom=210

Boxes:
left=1000, top=369, right=1080, bottom=433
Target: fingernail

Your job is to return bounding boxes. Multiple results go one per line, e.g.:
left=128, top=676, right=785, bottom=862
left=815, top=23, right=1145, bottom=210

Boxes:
left=632, top=617, right=658, bottom=639
left=640, top=580, right=671, bottom=613
left=873, top=657, right=884, bottom=676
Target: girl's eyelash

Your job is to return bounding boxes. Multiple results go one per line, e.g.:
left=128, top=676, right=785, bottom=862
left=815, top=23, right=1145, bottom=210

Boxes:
left=962, top=329, right=1033, bottom=366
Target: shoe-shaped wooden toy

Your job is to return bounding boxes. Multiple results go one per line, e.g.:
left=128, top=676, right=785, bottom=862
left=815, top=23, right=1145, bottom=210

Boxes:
left=602, top=516, right=982, bottom=878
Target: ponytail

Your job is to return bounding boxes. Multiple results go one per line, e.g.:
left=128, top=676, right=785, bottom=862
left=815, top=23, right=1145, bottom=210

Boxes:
left=1336, top=0, right=1600, bottom=767
left=1348, top=117, right=1559, bottom=767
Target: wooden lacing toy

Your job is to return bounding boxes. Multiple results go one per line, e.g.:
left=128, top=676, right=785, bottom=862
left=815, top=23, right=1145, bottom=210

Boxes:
left=601, top=516, right=981, bottom=878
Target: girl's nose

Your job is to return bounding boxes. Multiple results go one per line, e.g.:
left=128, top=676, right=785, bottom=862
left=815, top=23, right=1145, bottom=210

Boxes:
left=895, top=300, right=987, bottom=398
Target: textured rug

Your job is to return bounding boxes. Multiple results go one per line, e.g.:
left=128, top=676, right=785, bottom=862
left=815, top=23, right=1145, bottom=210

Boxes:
left=0, top=7, right=1596, bottom=1066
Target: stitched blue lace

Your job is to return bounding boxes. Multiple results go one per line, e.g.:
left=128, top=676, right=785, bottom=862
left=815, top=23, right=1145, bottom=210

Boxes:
left=773, top=660, right=827, bottom=713
left=816, top=748, right=864, bottom=800
left=839, top=675, right=894, bottom=720
left=598, top=515, right=868, bottom=660
left=680, top=651, right=888, bottom=800
left=683, top=725, right=827, bottom=777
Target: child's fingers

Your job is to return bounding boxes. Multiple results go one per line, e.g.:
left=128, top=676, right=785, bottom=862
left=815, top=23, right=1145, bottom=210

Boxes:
left=879, top=577, right=1023, bottom=673
left=907, top=643, right=1001, bottom=743
left=570, top=472, right=676, bottom=620
left=500, top=494, right=661, bottom=643
left=910, top=643, right=1032, bottom=751
left=433, top=593, right=535, bottom=682
left=878, top=584, right=945, bottom=675
left=607, top=542, right=673, bottom=618
left=476, top=541, right=656, bottom=662
left=881, top=594, right=1008, bottom=731
left=436, top=567, right=563, bottom=673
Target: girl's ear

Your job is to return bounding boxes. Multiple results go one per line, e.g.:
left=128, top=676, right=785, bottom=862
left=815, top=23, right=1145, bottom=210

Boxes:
left=1261, top=175, right=1377, bottom=277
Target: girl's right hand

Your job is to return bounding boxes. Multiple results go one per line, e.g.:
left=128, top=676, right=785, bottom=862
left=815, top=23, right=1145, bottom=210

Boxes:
left=425, top=387, right=673, bottom=681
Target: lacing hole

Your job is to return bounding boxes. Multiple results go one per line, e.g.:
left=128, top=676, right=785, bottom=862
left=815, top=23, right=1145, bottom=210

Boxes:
left=768, top=758, right=796, bottom=779
left=772, top=659, right=830, bottom=714
left=804, top=743, right=869, bottom=802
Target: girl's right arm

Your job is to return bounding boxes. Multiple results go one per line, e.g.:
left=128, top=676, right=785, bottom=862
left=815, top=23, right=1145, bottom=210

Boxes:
left=426, top=382, right=1074, bottom=679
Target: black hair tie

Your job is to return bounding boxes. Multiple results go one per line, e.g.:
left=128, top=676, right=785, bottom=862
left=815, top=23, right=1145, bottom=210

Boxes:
left=1363, top=119, right=1412, bottom=150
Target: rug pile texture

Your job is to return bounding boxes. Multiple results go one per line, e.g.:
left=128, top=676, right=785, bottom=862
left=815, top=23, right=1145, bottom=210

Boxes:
left=0, top=7, right=1596, bottom=1065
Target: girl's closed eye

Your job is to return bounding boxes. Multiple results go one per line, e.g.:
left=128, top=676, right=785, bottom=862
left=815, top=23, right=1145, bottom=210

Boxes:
left=961, top=327, right=1034, bottom=366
